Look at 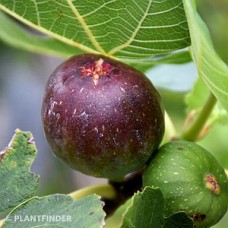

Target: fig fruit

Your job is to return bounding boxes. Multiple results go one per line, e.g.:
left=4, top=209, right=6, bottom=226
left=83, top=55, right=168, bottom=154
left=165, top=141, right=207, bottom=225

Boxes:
left=41, top=53, right=164, bottom=180
left=143, top=141, right=228, bottom=227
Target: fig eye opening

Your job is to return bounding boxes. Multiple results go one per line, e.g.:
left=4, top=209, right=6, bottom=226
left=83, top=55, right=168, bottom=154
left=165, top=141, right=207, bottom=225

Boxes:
left=80, top=58, right=113, bottom=85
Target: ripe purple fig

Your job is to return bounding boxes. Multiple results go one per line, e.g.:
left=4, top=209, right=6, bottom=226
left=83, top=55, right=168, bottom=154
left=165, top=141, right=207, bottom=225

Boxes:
left=41, top=54, right=164, bottom=180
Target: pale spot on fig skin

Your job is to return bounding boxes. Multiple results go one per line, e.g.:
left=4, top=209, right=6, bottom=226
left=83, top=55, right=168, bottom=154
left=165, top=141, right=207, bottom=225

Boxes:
left=93, top=127, right=99, bottom=134
left=48, top=99, right=58, bottom=117
left=120, top=87, right=126, bottom=93
left=205, top=174, right=221, bottom=195
left=79, top=111, right=89, bottom=127
left=56, top=113, right=61, bottom=120
left=102, top=125, right=105, bottom=132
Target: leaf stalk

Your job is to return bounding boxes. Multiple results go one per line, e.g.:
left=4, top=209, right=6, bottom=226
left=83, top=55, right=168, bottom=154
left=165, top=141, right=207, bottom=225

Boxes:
left=0, top=219, right=5, bottom=227
left=68, top=184, right=117, bottom=201
left=181, top=92, right=217, bottom=141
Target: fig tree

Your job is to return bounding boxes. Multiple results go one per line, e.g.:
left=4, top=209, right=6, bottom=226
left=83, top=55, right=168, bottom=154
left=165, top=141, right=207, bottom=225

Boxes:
left=41, top=53, right=164, bottom=180
left=143, top=141, right=228, bottom=227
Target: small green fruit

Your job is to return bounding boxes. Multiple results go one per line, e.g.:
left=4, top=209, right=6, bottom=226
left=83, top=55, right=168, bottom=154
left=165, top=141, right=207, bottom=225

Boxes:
left=143, top=141, right=228, bottom=227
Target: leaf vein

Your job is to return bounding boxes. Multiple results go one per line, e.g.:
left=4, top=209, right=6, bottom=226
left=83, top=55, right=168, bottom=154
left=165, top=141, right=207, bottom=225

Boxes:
left=108, top=0, right=153, bottom=55
left=82, top=0, right=116, bottom=18
left=66, top=0, right=105, bottom=54
left=201, top=53, right=228, bottom=76
left=132, top=37, right=189, bottom=43
left=0, top=4, right=99, bottom=54
left=31, top=0, right=40, bottom=25
left=140, top=21, right=188, bottom=29
left=201, top=72, right=228, bottom=97
left=148, top=1, right=183, bottom=16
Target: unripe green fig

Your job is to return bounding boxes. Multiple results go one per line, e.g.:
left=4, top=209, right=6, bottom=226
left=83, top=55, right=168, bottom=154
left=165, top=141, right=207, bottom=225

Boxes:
left=41, top=53, right=164, bottom=180
left=143, top=141, right=228, bottom=227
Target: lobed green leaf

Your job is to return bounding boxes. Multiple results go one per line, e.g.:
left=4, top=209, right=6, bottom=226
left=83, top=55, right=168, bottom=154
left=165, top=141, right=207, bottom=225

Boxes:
left=0, top=12, right=82, bottom=57
left=121, top=187, right=193, bottom=228
left=131, top=50, right=192, bottom=72
left=0, top=129, right=39, bottom=215
left=3, top=194, right=105, bottom=228
left=182, top=0, right=228, bottom=112
left=0, top=0, right=190, bottom=61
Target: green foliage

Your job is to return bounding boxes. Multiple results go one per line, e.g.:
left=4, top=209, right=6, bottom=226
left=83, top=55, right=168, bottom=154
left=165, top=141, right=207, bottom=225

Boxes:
left=0, top=131, right=106, bottom=228
left=132, top=50, right=192, bottom=72
left=186, top=77, right=228, bottom=127
left=0, top=0, right=190, bottom=61
left=0, top=0, right=227, bottom=227
left=0, top=12, right=81, bottom=57
left=186, top=77, right=210, bottom=111
left=3, top=194, right=105, bottom=228
left=197, top=0, right=228, bottom=64
left=121, top=187, right=193, bottom=228
left=182, top=0, right=228, bottom=112
left=0, top=129, right=39, bottom=215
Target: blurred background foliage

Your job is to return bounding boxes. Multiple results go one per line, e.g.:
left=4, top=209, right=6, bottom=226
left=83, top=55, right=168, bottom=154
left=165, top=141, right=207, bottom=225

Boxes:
left=197, top=0, right=228, bottom=64
left=0, top=0, right=227, bottom=227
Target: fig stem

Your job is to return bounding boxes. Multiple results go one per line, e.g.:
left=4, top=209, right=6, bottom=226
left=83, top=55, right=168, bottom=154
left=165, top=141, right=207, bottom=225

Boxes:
left=0, top=219, right=4, bottom=227
left=68, top=184, right=117, bottom=201
left=161, top=112, right=177, bottom=145
left=225, top=169, right=228, bottom=178
left=181, top=92, right=217, bottom=141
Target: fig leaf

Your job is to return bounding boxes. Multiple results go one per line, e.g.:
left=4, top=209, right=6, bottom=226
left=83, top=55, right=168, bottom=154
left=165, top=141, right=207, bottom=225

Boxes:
left=121, top=187, right=193, bottom=228
left=0, top=129, right=39, bottom=215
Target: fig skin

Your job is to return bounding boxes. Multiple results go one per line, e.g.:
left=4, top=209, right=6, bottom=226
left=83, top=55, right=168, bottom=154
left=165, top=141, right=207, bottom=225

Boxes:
left=41, top=53, right=164, bottom=180
left=143, top=141, right=228, bottom=227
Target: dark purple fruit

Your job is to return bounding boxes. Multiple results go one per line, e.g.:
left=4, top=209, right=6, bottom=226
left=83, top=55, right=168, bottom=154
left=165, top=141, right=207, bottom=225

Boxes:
left=41, top=53, right=164, bottom=180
